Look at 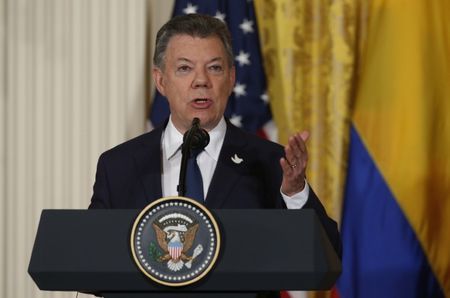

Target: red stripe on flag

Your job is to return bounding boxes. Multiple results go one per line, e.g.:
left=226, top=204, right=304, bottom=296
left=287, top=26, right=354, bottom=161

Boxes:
left=331, top=286, right=340, bottom=298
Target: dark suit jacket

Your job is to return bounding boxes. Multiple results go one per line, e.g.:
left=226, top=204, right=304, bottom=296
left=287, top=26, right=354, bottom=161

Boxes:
left=89, top=120, right=341, bottom=256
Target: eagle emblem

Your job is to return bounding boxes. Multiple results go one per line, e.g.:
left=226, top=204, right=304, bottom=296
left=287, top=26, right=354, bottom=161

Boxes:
left=152, top=213, right=204, bottom=272
left=130, top=197, right=220, bottom=286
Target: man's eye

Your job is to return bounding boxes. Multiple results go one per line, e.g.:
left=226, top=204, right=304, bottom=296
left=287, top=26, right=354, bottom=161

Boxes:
left=209, top=65, right=223, bottom=72
left=177, top=65, right=191, bottom=72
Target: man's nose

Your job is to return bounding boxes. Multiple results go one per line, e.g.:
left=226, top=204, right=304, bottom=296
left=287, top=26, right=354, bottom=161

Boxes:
left=192, top=68, right=211, bottom=88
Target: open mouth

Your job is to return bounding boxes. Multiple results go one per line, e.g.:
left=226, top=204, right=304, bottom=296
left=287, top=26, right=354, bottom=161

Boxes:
left=190, top=98, right=212, bottom=109
left=193, top=98, right=209, bottom=103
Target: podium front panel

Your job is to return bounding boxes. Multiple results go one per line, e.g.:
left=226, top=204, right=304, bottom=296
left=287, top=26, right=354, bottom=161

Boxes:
left=29, top=209, right=341, bottom=292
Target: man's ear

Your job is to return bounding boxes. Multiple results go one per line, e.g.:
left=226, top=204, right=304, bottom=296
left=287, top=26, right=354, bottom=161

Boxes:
left=153, top=67, right=166, bottom=96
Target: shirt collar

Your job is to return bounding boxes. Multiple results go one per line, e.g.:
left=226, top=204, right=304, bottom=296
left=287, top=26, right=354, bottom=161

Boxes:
left=163, top=116, right=227, bottom=161
left=163, top=117, right=184, bottom=160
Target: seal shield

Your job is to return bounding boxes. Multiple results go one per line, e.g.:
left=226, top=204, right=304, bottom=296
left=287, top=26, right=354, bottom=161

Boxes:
left=130, top=197, right=220, bottom=287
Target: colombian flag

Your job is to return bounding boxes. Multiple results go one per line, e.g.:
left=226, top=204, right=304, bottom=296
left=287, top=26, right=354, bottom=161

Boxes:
left=337, top=1, right=449, bottom=297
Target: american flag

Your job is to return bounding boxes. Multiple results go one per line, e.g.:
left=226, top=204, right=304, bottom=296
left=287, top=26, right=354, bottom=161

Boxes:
left=150, top=0, right=275, bottom=140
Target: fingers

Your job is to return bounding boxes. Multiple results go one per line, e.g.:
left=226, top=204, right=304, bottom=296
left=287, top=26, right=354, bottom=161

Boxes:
left=294, top=131, right=308, bottom=156
left=280, top=130, right=309, bottom=196
left=300, top=131, right=309, bottom=142
left=284, top=145, right=296, bottom=167
left=280, top=157, right=294, bottom=174
left=284, top=131, right=309, bottom=165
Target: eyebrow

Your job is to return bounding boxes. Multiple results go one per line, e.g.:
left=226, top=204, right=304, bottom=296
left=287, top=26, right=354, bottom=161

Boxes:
left=176, top=57, right=224, bottom=64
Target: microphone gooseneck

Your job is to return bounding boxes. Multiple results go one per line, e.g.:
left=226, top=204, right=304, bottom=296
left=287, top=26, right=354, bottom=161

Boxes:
left=177, top=118, right=210, bottom=197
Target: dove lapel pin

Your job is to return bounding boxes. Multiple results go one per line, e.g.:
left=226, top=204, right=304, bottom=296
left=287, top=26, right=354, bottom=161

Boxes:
left=231, top=154, right=243, bottom=164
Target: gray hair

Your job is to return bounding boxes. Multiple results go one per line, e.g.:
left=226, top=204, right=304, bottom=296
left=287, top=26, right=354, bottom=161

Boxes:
left=153, top=14, right=234, bottom=70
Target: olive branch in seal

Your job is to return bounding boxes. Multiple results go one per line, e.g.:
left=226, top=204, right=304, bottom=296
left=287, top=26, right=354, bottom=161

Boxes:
left=148, top=241, right=163, bottom=262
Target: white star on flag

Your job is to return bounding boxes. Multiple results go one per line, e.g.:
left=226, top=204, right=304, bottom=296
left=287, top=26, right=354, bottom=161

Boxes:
left=233, top=82, right=247, bottom=98
left=214, top=11, right=226, bottom=22
left=260, top=92, right=269, bottom=104
left=235, top=50, right=251, bottom=67
left=230, top=114, right=243, bottom=127
left=239, top=19, right=254, bottom=34
left=183, top=3, right=198, bottom=14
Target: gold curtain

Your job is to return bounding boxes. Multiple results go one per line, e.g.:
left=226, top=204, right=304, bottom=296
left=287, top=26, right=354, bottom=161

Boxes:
left=254, top=0, right=358, bottom=226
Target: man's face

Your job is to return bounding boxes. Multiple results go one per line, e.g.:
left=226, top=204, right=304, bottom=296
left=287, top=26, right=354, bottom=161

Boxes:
left=153, top=35, right=235, bottom=133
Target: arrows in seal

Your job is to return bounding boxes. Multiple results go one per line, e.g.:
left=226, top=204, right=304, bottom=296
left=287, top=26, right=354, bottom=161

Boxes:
left=185, top=244, right=204, bottom=269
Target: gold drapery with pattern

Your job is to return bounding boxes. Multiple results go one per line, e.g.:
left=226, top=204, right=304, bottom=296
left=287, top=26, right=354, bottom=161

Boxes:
left=254, top=0, right=358, bottom=226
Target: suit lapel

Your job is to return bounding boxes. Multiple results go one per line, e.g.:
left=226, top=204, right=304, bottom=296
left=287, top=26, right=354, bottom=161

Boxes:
left=134, top=125, right=164, bottom=203
left=205, top=122, right=247, bottom=208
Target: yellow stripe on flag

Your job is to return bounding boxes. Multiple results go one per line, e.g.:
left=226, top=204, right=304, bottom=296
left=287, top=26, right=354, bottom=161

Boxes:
left=353, top=1, right=450, bottom=294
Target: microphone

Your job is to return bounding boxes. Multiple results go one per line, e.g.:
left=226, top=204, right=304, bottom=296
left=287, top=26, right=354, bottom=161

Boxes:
left=177, top=118, right=209, bottom=196
left=182, top=118, right=210, bottom=152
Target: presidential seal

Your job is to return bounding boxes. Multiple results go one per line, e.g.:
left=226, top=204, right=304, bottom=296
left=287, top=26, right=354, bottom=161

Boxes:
left=130, top=197, right=221, bottom=287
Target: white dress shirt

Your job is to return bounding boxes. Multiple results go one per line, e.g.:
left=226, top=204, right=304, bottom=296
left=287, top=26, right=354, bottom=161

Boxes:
left=161, top=116, right=309, bottom=209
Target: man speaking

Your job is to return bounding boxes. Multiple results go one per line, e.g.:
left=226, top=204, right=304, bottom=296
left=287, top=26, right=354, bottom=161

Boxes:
left=89, top=14, right=341, bottom=256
